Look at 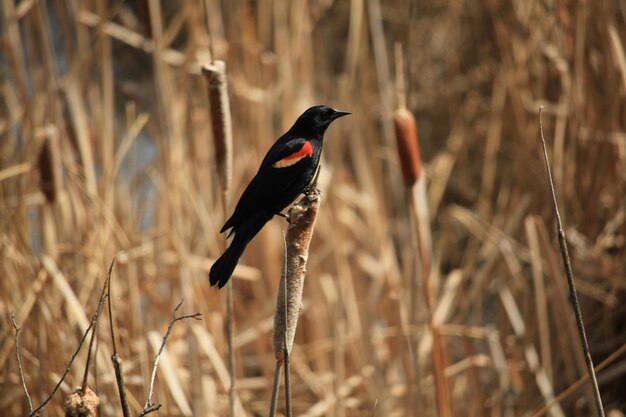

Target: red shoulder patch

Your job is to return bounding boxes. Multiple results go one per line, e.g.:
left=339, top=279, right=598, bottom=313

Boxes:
left=273, top=141, right=313, bottom=168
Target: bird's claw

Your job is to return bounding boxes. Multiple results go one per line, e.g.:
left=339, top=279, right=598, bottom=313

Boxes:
left=303, top=186, right=320, bottom=200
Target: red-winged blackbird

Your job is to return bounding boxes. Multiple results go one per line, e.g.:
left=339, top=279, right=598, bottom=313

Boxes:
left=209, top=105, right=350, bottom=288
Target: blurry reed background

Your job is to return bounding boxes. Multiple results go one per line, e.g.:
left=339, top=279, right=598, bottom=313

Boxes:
left=1, top=0, right=625, bottom=416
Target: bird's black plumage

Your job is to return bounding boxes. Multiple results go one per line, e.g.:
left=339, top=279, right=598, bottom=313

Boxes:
left=209, top=105, right=350, bottom=288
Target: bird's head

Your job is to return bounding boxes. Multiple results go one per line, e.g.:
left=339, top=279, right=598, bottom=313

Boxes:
left=292, top=105, right=351, bottom=136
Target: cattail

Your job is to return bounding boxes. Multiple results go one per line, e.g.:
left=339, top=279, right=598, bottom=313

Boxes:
left=393, top=108, right=421, bottom=187
left=37, top=129, right=61, bottom=203
left=269, top=190, right=321, bottom=416
left=202, top=60, right=233, bottom=193
left=272, top=190, right=321, bottom=362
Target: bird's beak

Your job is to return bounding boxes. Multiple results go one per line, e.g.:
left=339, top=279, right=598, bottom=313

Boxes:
left=331, top=109, right=351, bottom=119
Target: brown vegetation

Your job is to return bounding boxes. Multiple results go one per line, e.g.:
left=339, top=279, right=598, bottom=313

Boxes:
left=1, top=1, right=625, bottom=416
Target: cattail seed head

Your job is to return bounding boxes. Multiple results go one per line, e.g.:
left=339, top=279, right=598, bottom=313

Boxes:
left=202, top=60, right=233, bottom=193
left=393, top=108, right=422, bottom=187
left=272, top=189, right=321, bottom=363
left=37, top=128, right=61, bottom=203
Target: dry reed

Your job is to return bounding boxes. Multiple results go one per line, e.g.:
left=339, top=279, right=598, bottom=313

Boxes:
left=1, top=1, right=625, bottom=416
left=202, top=58, right=236, bottom=417
left=269, top=188, right=322, bottom=417
left=538, top=107, right=604, bottom=416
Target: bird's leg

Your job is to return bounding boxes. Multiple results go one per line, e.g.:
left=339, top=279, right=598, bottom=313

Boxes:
left=303, top=164, right=322, bottom=195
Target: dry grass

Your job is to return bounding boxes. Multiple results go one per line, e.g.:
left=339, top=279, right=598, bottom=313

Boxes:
left=1, top=1, right=625, bottom=416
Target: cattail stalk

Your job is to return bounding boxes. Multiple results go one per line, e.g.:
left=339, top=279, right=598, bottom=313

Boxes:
left=202, top=59, right=235, bottom=417
left=538, top=107, right=604, bottom=417
left=269, top=189, right=321, bottom=417
left=394, top=78, right=449, bottom=416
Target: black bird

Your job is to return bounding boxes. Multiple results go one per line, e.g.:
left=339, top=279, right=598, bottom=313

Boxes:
left=209, top=105, right=350, bottom=288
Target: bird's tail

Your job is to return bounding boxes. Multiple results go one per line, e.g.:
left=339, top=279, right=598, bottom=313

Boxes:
left=209, top=212, right=271, bottom=288
left=209, top=233, right=247, bottom=288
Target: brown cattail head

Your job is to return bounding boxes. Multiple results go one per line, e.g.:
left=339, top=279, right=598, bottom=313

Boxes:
left=37, top=128, right=61, bottom=203
left=64, top=387, right=99, bottom=417
left=202, top=60, right=233, bottom=193
left=393, top=108, right=422, bottom=187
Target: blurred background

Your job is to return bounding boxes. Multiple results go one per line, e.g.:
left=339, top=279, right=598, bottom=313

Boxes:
left=1, top=0, right=625, bottom=416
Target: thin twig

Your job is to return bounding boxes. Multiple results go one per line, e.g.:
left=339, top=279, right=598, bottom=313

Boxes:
left=283, top=347, right=292, bottom=417
left=394, top=42, right=406, bottom=110
left=370, top=399, right=378, bottom=417
left=107, top=256, right=131, bottom=417
left=268, top=361, right=282, bottom=417
left=538, top=107, right=605, bottom=417
left=225, top=192, right=236, bottom=417
left=530, top=342, right=626, bottom=417
left=268, top=230, right=294, bottom=417
left=282, top=232, right=292, bottom=417
left=11, top=312, right=33, bottom=414
left=25, top=256, right=112, bottom=417
left=140, top=300, right=202, bottom=417
left=28, top=286, right=104, bottom=417
left=201, top=0, right=215, bottom=60
left=81, top=257, right=112, bottom=394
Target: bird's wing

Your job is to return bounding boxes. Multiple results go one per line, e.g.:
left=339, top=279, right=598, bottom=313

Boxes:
left=259, top=137, right=311, bottom=169
left=220, top=177, right=261, bottom=233
left=220, top=137, right=313, bottom=234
